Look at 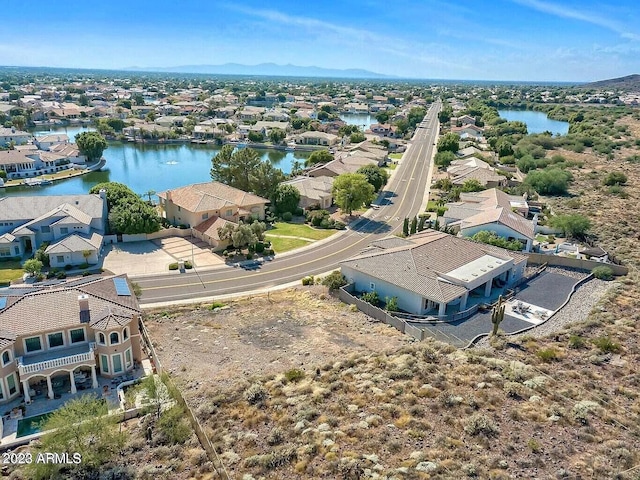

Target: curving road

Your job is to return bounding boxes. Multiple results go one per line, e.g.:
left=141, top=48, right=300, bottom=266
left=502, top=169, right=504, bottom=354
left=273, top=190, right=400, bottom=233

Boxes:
left=134, top=101, right=441, bottom=305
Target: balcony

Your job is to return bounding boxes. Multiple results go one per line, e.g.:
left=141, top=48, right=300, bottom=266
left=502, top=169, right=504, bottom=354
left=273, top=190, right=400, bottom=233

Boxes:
left=17, top=343, right=96, bottom=377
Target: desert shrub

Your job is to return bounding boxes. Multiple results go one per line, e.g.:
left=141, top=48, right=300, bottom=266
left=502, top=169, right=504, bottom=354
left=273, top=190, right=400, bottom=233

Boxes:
left=168, top=263, right=179, bottom=270
left=157, top=405, right=191, bottom=445
left=592, top=265, right=614, bottom=280
left=321, top=270, right=347, bottom=291
left=282, top=211, right=293, bottom=222
left=385, top=296, right=399, bottom=312
left=266, top=427, right=284, bottom=446
left=536, top=348, right=558, bottom=363
left=333, top=221, right=346, bottom=230
left=301, top=275, right=314, bottom=286
left=568, top=335, right=586, bottom=349
left=593, top=336, right=620, bottom=353
left=603, top=171, right=627, bottom=186
left=64, top=264, right=73, bottom=271
left=361, top=291, right=379, bottom=306
left=284, top=368, right=305, bottom=383
left=246, top=253, right=253, bottom=260
left=183, top=261, right=193, bottom=269
left=210, top=301, right=225, bottom=309
left=56, top=271, right=67, bottom=279
left=464, top=413, right=499, bottom=437
left=245, top=383, right=267, bottom=405
left=245, top=447, right=296, bottom=471
left=571, top=400, right=599, bottom=425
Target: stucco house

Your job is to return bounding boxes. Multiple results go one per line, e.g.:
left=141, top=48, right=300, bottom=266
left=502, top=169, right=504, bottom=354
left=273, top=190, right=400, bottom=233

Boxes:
left=0, top=274, right=142, bottom=405
left=340, top=230, right=527, bottom=317
left=0, top=193, right=107, bottom=265
left=0, top=128, right=32, bottom=147
left=157, top=182, right=269, bottom=250
left=281, top=176, right=334, bottom=210
left=294, top=131, right=338, bottom=146
left=442, top=189, right=534, bottom=251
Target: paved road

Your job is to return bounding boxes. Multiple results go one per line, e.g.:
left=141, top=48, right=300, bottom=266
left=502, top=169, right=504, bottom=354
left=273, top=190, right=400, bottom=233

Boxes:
left=134, top=101, right=442, bottom=305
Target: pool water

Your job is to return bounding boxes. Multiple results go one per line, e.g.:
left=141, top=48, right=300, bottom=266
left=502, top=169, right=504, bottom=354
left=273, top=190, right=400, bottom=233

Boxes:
left=16, top=412, right=52, bottom=438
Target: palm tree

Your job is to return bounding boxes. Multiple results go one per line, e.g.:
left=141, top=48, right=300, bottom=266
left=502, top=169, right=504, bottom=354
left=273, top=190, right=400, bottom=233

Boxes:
left=143, top=190, right=156, bottom=204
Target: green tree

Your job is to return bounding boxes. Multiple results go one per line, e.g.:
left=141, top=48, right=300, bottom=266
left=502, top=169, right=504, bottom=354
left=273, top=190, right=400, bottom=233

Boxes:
left=250, top=220, right=266, bottom=241
left=550, top=214, right=591, bottom=239
left=356, top=164, right=389, bottom=192
left=231, top=223, right=258, bottom=249
left=350, top=131, right=366, bottom=143
left=410, top=216, right=417, bottom=234
left=417, top=215, right=427, bottom=232
left=437, top=132, right=460, bottom=153
left=27, top=395, right=125, bottom=479
left=248, top=131, right=264, bottom=142
left=11, top=114, right=26, bottom=130
left=471, top=230, right=523, bottom=251
left=496, top=139, right=514, bottom=157
left=23, top=258, right=43, bottom=276
left=75, top=131, right=108, bottom=162
left=89, top=182, right=138, bottom=209
left=385, top=296, right=399, bottom=312
left=375, top=111, right=390, bottom=124
left=133, top=93, right=145, bottom=105
left=78, top=94, right=90, bottom=106
left=305, top=149, right=334, bottom=166
left=269, top=128, right=287, bottom=145
left=273, top=183, right=301, bottom=215
left=434, top=150, right=456, bottom=168
left=108, top=200, right=161, bottom=234
left=332, top=173, right=375, bottom=215
left=403, top=217, right=409, bottom=236
left=461, top=179, right=485, bottom=192
left=524, top=168, right=572, bottom=195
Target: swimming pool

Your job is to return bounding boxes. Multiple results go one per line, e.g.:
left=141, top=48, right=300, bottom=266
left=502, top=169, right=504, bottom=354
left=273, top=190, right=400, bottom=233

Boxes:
left=16, top=412, right=53, bottom=438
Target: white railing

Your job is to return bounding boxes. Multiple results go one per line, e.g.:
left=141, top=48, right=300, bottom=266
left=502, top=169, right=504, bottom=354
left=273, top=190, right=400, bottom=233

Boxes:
left=17, top=345, right=95, bottom=376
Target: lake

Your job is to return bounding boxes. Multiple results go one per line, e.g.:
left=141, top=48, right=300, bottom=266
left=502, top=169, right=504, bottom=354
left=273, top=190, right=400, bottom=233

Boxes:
left=498, top=110, right=569, bottom=136
left=340, top=113, right=375, bottom=130
left=1, top=126, right=311, bottom=198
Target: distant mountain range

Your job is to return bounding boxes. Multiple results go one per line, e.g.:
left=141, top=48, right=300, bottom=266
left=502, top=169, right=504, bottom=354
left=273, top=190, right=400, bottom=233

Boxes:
left=123, top=63, right=393, bottom=79
left=583, top=74, right=640, bottom=90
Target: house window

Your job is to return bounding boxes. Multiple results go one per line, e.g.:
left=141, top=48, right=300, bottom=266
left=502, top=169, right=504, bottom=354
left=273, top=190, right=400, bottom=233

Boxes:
left=24, top=336, right=42, bottom=353
left=123, top=327, right=129, bottom=341
left=370, top=282, right=376, bottom=291
left=177, top=206, right=181, bottom=211
left=47, top=332, right=64, bottom=348
left=110, top=332, right=119, bottom=345
left=0, top=381, right=4, bottom=400
left=56, top=255, right=64, bottom=263
left=1, top=350, right=11, bottom=367
left=70, top=328, right=85, bottom=344
left=100, top=354, right=109, bottom=373
left=60, top=227, right=69, bottom=235
left=14, top=246, right=20, bottom=255
left=41, top=225, right=51, bottom=233
left=202, top=212, right=209, bottom=220
left=112, top=353, right=123, bottom=373
left=7, top=373, right=16, bottom=395
left=98, top=332, right=106, bottom=345
left=225, top=209, right=232, bottom=216
left=125, top=348, right=132, bottom=368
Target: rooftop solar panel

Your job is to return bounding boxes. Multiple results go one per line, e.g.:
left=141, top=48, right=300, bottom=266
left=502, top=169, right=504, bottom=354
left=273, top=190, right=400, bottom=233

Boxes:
left=113, top=278, right=131, bottom=296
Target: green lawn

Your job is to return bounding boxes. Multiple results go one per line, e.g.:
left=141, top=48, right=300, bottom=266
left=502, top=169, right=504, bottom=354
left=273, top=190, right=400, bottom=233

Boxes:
left=264, top=235, right=311, bottom=253
left=389, top=153, right=403, bottom=160
left=0, top=260, right=23, bottom=285
left=268, top=222, right=337, bottom=241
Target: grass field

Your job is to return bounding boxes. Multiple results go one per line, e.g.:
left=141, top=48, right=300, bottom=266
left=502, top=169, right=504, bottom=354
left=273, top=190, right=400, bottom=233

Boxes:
left=264, top=235, right=311, bottom=253
left=0, top=260, right=23, bottom=285
left=267, top=222, right=336, bottom=241
left=389, top=152, right=403, bottom=160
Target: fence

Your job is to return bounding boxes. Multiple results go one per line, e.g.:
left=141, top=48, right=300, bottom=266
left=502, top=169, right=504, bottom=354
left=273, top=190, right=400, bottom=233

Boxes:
left=525, top=252, right=628, bottom=276
left=138, top=319, right=230, bottom=479
left=339, top=285, right=425, bottom=341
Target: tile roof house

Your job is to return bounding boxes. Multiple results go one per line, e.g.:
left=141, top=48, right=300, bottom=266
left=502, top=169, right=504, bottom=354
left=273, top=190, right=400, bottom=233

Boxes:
left=281, top=176, right=334, bottom=210
left=442, top=188, right=535, bottom=251
left=0, top=193, right=107, bottom=266
left=0, top=128, right=32, bottom=147
left=294, top=131, right=338, bottom=146
left=157, top=182, right=269, bottom=250
left=340, top=230, right=527, bottom=316
left=0, top=274, right=143, bottom=404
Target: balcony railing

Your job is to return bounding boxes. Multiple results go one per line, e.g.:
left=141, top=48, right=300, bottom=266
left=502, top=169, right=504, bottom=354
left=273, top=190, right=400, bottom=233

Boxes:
left=17, top=343, right=96, bottom=376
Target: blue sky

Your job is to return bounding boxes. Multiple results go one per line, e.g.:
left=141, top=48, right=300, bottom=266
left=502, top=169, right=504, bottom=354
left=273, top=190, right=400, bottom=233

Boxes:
left=1, top=0, right=639, bottom=81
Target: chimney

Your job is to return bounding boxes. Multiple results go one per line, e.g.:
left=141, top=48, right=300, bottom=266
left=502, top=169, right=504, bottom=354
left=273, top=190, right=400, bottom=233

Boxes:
left=166, top=189, right=172, bottom=201
left=99, top=188, right=107, bottom=200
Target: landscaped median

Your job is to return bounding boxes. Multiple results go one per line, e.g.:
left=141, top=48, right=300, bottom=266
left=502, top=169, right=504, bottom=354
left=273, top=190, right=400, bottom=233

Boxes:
left=264, top=221, right=339, bottom=253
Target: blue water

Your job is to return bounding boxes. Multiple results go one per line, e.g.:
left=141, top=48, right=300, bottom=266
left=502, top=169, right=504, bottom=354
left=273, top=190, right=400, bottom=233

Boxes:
left=1, top=127, right=311, bottom=197
left=498, top=110, right=569, bottom=136
left=339, top=113, right=375, bottom=130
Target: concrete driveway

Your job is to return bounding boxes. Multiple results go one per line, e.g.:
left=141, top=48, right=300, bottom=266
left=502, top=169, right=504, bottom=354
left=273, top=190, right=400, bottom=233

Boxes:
left=102, top=237, right=224, bottom=276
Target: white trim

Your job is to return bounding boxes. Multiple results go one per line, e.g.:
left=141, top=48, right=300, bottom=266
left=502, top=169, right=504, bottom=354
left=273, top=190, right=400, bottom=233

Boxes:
left=122, top=327, right=129, bottom=341
left=0, top=377, right=4, bottom=400
left=97, top=332, right=106, bottom=345
left=100, top=354, right=109, bottom=373
left=109, top=331, right=120, bottom=346
left=5, top=372, right=17, bottom=396
left=46, top=331, right=66, bottom=350
left=124, top=348, right=132, bottom=369
left=111, top=352, right=123, bottom=373
left=23, top=334, right=44, bottom=354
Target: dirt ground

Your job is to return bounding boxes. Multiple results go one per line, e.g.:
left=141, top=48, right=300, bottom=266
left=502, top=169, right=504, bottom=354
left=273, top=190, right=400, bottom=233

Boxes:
left=144, top=287, right=412, bottom=398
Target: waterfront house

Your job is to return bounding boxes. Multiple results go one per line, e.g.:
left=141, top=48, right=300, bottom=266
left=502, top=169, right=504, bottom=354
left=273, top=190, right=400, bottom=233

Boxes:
left=0, top=274, right=142, bottom=405
left=294, top=131, right=338, bottom=146
left=281, top=176, right=334, bottom=210
left=340, top=230, right=527, bottom=317
left=34, top=134, right=69, bottom=151
left=0, top=150, right=76, bottom=180
left=157, top=182, right=269, bottom=250
left=0, top=192, right=107, bottom=264
left=0, top=128, right=31, bottom=147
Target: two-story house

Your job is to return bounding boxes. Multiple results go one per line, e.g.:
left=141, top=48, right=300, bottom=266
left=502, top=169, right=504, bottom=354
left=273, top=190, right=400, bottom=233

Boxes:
left=0, top=274, right=142, bottom=405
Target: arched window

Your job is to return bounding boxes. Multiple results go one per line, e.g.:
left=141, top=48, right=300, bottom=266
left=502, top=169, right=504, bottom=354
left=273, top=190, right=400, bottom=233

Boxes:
left=98, top=332, right=106, bottom=345
left=123, top=327, right=129, bottom=341
left=110, top=332, right=119, bottom=345
left=1, top=350, right=11, bottom=366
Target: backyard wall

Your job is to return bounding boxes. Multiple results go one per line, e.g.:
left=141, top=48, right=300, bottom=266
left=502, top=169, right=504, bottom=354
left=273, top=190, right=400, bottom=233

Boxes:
left=526, top=253, right=628, bottom=276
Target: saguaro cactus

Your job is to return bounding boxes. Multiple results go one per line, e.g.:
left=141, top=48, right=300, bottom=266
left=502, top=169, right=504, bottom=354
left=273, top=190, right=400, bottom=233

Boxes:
left=491, top=295, right=505, bottom=336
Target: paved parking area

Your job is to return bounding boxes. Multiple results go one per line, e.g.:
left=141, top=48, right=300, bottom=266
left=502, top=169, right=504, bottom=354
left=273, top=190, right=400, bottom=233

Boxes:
left=102, top=237, right=224, bottom=276
left=412, top=268, right=589, bottom=348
